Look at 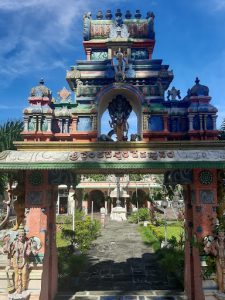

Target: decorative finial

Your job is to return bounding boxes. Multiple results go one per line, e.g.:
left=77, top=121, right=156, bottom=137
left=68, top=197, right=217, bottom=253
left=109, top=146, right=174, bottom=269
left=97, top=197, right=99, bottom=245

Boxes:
left=125, top=10, right=132, bottom=19
left=115, top=9, right=122, bottom=17
left=96, top=10, right=103, bottom=20
left=39, top=78, right=44, bottom=85
left=167, top=86, right=181, bottom=101
left=195, top=77, right=200, bottom=84
left=105, top=10, right=112, bottom=20
left=135, top=9, right=141, bottom=19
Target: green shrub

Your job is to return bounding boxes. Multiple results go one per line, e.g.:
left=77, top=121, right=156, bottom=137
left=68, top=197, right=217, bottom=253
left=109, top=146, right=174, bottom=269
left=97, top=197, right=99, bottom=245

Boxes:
left=202, top=255, right=216, bottom=279
left=157, top=247, right=184, bottom=287
left=57, top=210, right=101, bottom=290
left=56, top=214, right=72, bottom=225
left=128, top=208, right=150, bottom=223
left=75, top=217, right=101, bottom=252
left=139, top=221, right=184, bottom=288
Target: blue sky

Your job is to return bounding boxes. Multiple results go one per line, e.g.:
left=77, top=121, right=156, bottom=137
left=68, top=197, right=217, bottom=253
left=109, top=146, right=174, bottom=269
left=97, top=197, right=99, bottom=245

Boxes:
left=0, top=0, right=225, bottom=128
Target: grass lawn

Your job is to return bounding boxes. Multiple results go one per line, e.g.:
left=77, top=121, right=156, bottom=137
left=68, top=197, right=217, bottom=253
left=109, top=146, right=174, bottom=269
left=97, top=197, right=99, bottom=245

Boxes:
left=139, top=221, right=184, bottom=250
left=138, top=226, right=161, bottom=251
left=56, top=223, right=72, bottom=248
left=155, top=221, right=184, bottom=240
left=139, top=221, right=184, bottom=289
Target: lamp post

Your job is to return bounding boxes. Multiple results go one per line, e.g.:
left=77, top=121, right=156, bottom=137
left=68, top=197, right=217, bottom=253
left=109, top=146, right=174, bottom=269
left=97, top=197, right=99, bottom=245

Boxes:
left=135, top=181, right=139, bottom=224
left=161, top=196, right=169, bottom=248
left=116, top=176, right=121, bottom=207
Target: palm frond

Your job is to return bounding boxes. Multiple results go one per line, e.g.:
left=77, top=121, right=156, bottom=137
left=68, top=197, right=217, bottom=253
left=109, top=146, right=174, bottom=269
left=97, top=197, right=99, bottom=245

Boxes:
left=0, top=120, right=23, bottom=152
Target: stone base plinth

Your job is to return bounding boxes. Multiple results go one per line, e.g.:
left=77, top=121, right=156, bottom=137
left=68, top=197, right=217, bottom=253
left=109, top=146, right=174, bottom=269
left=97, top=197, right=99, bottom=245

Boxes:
left=0, top=291, right=41, bottom=300
left=8, top=291, right=30, bottom=300
left=110, top=206, right=127, bottom=221
left=0, top=266, right=42, bottom=300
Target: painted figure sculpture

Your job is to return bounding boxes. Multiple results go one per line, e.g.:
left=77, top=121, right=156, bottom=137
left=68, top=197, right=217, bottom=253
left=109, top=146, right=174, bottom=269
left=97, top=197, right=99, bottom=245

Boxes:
left=3, top=224, right=39, bottom=294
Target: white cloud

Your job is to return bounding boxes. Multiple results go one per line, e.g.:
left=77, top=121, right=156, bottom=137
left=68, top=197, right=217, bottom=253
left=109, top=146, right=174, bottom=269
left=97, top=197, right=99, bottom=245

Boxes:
left=0, top=0, right=131, bottom=87
left=212, top=0, right=225, bottom=11
left=0, top=0, right=110, bottom=86
left=197, top=0, right=225, bottom=12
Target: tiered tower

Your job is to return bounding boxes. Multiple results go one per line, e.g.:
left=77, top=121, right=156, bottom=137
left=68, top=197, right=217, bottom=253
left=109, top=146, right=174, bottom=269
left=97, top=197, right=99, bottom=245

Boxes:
left=22, top=9, right=218, bottom=142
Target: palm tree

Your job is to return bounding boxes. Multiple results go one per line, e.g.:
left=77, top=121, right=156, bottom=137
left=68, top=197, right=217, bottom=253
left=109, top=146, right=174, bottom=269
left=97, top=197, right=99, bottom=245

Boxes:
left=0, top=120, right=23, bottom=152
left=218, top=119, right=225, bottom=140
left=0, top=120, right=23, bottom=228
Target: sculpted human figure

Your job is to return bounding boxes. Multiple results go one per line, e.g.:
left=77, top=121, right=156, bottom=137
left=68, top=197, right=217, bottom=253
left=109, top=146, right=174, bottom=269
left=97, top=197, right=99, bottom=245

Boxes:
left=3, top=225, right=38, bottom=294
left=113, top=48, right=127, bottom=81
left=204, top=231, right=225, bottom=292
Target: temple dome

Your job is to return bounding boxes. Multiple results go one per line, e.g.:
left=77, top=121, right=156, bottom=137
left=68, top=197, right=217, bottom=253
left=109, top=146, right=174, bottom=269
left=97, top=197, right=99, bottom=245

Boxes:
left=30, top=79, right=52, bottom=99
left=188, top=77, right=209, bottom=97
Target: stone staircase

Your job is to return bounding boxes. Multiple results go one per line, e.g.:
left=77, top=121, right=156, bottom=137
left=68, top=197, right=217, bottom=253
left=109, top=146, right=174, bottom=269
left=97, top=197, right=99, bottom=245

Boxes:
left=54, top=290, right=187, bottom=300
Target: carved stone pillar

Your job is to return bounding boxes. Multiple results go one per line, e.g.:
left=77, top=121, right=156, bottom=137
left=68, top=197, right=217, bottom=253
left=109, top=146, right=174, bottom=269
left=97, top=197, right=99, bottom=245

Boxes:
left=199, top=115, right=203, bottom=131
left=58, top=119, right=63, bottom=133
left=25, top=170, right=58, bottom=300
left=37, top=116, right=42, bottom=132
left=71, top=116, right=78, bottom=133
left=86, top=48, right=92, bottom=61
left=143, top=114, right=148, bottom=130
left=163, top=115, right=168, bottom=132
left=65, top=119, right=69, bottom=133
left=212, top=115, right=217, bottom=130
left=184, top=169, right=218, bottom=300
left=92, top=115, right=97, bottom=131
left=204, top=115, right=207, bottom=130
left=24, top=116, right=29, bottom=132
left=108, top=48, right=112, bottom=59
left=188, top=114, right=194, bottom=131
left=47, top=117, right=52, bottom=133
left=147, top=48, right=152, bottom=59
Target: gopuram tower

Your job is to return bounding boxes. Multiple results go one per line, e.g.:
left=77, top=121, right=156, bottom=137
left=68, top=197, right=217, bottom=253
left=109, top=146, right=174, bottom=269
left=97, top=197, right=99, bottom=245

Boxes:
left=22, top=8, right=218, bottom=143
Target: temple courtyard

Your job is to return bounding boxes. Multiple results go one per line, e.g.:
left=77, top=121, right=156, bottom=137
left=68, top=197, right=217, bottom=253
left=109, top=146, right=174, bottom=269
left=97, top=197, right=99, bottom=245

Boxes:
left=55, top=218, right=186, bottom=300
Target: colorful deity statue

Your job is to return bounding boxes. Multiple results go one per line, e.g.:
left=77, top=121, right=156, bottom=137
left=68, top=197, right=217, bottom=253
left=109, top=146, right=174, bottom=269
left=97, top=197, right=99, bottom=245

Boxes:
left=113, top=48, right=127, bottom=81
left=108, top=95, right=132, bottom=141
left=3, top=224, right=39, bottom=294
left=204, top=231, right=225, bottom=292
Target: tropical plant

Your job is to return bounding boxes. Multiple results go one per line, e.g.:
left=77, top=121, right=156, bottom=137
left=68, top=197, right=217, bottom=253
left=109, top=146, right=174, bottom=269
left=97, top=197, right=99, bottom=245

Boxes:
left=218, top=119, right=225, bottom=140
left=128, top=208, right=150, bottom=223
left=85, top=174, right=108, bottom=181
left=129, top=174, right=143, bottom=181
left=0, top=120, right=23, bottom=152
left=0, top=120, right=23, bottom=226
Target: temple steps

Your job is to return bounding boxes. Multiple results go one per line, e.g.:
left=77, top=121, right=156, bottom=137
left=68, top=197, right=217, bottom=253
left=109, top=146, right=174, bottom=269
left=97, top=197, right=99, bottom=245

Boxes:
left=54, top=290, right=187, bottom=300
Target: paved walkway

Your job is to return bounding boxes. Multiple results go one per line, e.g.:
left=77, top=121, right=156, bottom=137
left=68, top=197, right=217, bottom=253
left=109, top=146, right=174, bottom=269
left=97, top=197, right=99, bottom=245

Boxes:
left=55, top=219, right=185, bottom=300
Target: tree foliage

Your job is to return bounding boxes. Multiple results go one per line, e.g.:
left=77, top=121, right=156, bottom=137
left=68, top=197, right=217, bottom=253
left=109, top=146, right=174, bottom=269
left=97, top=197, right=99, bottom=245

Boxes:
left=86, top=174, right=108, bottom=181
left=0, top=120, right=23, bottom=152
left=0, top=120, right=23, bottom=196
left=218, top=119, right=225, bottom=140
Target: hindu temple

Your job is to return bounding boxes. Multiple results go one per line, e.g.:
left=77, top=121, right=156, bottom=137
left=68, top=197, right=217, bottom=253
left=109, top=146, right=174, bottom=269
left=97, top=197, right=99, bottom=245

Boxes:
left=0, top=8, right=224, bottom=300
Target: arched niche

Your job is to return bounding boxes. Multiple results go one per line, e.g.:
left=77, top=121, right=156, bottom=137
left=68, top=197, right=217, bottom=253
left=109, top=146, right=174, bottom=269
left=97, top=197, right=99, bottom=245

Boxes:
left=96, top=84, right=144, bottom=138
